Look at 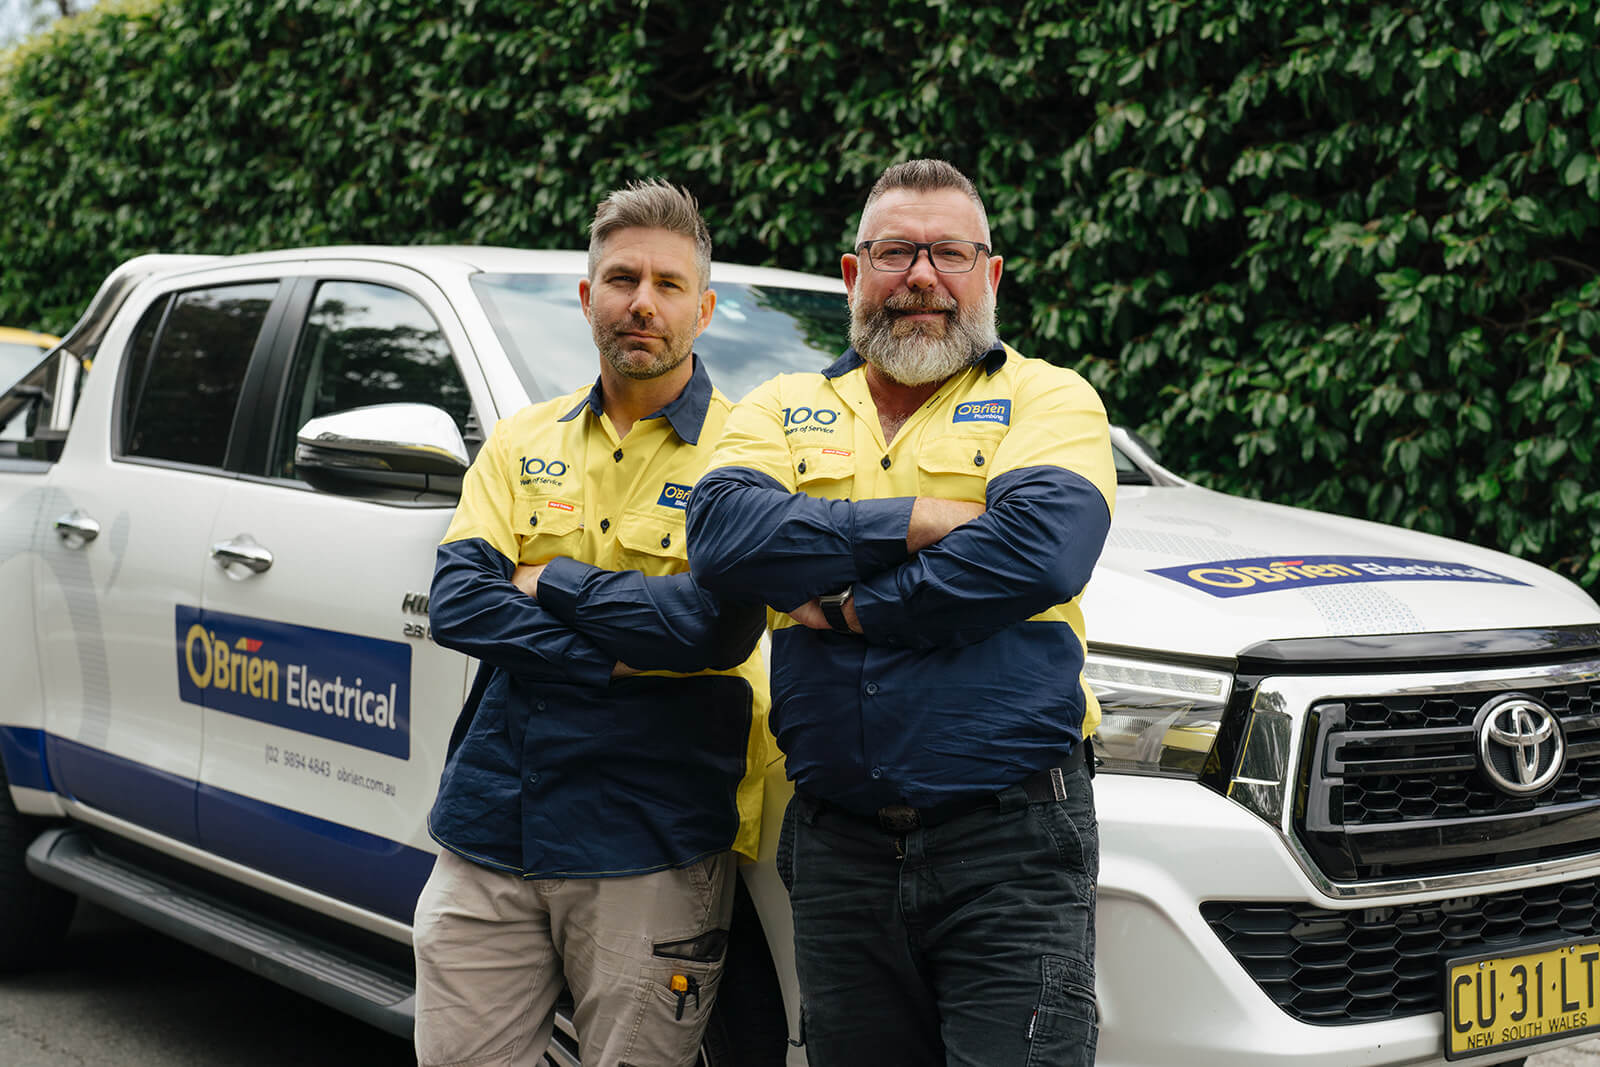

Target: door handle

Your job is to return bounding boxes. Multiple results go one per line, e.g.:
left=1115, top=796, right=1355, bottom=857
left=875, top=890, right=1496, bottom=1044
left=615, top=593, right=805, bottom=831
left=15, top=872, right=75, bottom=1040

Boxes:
left=53, top=509, right=101, bottom=549
left=211, top=534, right=274, bottom=579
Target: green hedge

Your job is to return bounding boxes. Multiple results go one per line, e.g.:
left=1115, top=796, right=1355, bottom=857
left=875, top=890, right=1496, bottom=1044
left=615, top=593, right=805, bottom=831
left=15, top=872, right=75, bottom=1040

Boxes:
left=2, top=0, right=1598, bottom=592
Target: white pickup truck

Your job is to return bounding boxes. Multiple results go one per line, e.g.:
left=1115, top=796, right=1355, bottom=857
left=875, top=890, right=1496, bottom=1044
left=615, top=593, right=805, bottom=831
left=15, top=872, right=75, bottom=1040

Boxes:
left=3, top=247, right=1599, bottom=1067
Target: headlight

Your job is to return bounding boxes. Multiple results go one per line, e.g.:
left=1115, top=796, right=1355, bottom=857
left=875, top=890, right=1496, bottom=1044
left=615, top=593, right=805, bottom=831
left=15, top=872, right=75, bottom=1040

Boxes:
left=1084, top=653, right=1233, bottom=778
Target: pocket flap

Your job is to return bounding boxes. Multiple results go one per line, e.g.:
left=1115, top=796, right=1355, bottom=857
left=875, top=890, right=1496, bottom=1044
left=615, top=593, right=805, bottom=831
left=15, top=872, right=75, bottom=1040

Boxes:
left=793, top=446, right=856, bottom=484
left=617, top=508, right=688, bottom=560
left=917, top=435, right=998, bottom=476
left=516, top=496, right=584, bottom=536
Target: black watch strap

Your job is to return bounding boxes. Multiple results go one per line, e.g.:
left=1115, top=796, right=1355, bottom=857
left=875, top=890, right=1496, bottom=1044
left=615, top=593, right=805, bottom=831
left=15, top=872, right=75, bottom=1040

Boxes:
left=818, top=586, right=854, bottom=634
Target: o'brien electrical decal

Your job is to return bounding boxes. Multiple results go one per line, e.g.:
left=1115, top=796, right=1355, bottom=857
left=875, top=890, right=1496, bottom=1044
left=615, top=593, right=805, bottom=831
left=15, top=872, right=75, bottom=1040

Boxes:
left=1149, top=555, right=1531, bottom=599
left=175, top=605, right=411, bottom=758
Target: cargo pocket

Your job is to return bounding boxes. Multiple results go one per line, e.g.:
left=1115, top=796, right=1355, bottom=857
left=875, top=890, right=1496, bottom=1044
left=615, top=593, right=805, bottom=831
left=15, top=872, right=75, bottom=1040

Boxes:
left=793, top=446, right=856, bottom=499
left=514, top=495, right=584, bottom=562
left=1025, top=954, right=1098, bottom=1067
left=776, top=799, right=797, bottom=894
left=915, top=434, right=999, bottom=501
left=617, top=509, right=688, bottom=573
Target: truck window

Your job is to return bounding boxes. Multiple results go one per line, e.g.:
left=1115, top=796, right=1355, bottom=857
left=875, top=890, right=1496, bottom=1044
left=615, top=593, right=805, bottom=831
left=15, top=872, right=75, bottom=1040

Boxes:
left=119, top=283, right=277, bottom=468
left=272, top=280, right=472, bottom=479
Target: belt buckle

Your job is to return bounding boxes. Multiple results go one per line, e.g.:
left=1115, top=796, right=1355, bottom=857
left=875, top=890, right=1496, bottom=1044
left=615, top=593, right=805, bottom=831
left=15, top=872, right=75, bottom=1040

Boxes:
left=876, top=805, right=920, bottom=834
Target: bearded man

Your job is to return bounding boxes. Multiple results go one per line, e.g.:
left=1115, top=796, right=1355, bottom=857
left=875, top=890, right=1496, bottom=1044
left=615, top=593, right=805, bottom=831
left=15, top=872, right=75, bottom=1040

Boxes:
left=686, top=159, right=1115, bottom=1066
left=414, top=180, right=769, bottom=1067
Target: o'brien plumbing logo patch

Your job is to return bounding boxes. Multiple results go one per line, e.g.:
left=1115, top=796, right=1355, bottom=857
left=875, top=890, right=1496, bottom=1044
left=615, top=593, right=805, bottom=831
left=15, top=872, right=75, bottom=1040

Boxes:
left=1148, top=555, right=1530, bottom=599
left=175, top=605, right=411, bottom=758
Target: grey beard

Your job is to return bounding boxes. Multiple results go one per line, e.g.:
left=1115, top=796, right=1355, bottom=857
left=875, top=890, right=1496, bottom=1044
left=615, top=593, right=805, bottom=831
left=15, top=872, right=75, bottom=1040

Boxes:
left=849, top=286, right=998, bottom=387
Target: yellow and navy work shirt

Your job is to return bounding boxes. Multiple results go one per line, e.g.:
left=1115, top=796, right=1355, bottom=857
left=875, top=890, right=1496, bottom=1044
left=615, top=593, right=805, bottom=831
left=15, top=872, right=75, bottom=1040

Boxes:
left=686, top=343, right=1114, bottom=816
left=428, top=356, right=771, bottom=878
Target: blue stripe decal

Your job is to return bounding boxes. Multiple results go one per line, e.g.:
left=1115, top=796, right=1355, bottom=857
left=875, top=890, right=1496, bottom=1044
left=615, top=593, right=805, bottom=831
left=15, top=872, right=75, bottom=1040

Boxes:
left=45, top=735, right=198, bottom=845
left=197, top=784, right=433, bottom=923
left=24, top=733, right=431, bottom=923
left=0, top=725, right=51, bottom=791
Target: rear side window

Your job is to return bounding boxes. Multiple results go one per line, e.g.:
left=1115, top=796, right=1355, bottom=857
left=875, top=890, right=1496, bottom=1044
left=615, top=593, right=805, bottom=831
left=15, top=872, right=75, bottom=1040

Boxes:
left=273, top=280, right=470, bottom=478
left=120, top=283, right=276, bottom=467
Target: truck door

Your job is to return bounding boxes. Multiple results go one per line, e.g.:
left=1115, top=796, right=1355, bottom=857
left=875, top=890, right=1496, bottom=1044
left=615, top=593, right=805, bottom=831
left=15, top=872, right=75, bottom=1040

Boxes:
left=36, top=278, right=284, bottom=845
left=193, top=269, right=479, bottom=923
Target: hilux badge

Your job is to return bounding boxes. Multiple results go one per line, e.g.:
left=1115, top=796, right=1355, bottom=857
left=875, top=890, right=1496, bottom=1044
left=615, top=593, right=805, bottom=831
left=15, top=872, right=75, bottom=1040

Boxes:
left=1475, top=694, right=1564, bottom=795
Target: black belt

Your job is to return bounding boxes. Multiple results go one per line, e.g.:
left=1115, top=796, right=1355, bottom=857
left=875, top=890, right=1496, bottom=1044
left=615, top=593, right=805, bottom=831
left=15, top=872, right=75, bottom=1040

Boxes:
left=817, top=745, right=1088, bottom=836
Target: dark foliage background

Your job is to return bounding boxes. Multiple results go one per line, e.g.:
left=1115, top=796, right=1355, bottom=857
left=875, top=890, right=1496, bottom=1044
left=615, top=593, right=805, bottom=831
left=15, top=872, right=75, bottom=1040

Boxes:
left=2, top=0, right=1597, bottom=591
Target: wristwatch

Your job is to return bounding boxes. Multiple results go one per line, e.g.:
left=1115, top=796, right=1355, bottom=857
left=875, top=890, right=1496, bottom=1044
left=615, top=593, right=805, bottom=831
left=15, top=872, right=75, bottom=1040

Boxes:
left=818, top=586, right=855, bottom=634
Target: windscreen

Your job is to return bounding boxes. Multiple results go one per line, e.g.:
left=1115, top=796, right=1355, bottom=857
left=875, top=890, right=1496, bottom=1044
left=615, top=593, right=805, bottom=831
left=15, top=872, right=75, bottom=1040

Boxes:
left=469, top=273, right=849, bottom=402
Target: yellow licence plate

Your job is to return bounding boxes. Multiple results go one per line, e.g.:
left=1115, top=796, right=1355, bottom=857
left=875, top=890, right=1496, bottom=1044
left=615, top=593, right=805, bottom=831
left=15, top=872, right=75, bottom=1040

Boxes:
left=1446, top=939, right=1600, bottom=1059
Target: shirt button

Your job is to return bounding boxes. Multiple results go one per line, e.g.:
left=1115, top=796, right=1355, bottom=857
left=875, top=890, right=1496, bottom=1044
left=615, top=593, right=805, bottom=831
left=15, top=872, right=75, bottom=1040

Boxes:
left=660, top=535, right=671, bottom=548
left=528, top=513, right=538, bottom=526
left=536, top=701, right=547, bottom=712
left=865, top=682, right=879, bottom=696
left=974, top=452, right=985, bottom=466
left=870, top=767, right=884, bottom=779
left=613, top=448, right=624, bottom=462
left=600, top=518, right=610, bottom=532
left=527, top=773, right=540, bottom=785
left=880, top=456, right=892, bottom=470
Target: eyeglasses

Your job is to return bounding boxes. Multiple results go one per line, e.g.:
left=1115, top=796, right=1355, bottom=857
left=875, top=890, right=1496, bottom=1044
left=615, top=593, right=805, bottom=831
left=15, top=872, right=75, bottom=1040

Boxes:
left=855, top=239, right=991, bottom=274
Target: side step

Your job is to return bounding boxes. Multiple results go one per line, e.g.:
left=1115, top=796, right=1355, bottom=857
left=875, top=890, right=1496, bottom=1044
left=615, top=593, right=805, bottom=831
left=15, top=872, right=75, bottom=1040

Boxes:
left=25, top=827, right=415, bottom=1039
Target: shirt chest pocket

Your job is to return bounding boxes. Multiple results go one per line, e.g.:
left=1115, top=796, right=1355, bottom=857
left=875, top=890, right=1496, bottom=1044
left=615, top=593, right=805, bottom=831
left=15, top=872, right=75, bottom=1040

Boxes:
left=792, top=447, right=856, bottom=499
left=514, top=496, right=585, bottom=564
left=616, top=509, right=689, bottom=575
left=915, top=435, right=999, bottom=502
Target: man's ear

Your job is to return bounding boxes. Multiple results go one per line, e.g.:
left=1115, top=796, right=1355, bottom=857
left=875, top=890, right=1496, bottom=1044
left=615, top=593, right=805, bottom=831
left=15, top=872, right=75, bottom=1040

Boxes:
left=578, top=277, right=592, bottom=321
left=694, top=287, right=717, bottom=337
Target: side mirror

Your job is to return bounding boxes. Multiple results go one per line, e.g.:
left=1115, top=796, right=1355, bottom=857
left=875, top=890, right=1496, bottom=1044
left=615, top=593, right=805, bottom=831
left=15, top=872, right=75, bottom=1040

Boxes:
left=295, top=403, right=470, bottom=500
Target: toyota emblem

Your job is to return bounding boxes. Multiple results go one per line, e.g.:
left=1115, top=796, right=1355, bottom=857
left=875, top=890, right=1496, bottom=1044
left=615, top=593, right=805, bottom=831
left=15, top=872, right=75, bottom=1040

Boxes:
left=1474, top=694, right=1565, bottom=796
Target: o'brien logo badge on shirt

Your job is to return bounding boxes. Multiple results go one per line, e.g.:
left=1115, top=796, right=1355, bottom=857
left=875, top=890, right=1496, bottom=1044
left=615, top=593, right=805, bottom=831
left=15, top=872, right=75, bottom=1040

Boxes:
left=1148, top=555, right=1531, bottom=599
left=174, top=605, right=411, bottom=758
left=546, top=500, right=575, bottom=511
left=658, top=482, right=693, bottom=510
left=953, top=399, right=1011, bottom=425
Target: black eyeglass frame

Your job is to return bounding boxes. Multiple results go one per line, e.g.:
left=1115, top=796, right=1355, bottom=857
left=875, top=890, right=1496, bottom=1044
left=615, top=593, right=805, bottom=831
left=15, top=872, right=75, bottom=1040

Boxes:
left=854, top=239, right=993, bottom=274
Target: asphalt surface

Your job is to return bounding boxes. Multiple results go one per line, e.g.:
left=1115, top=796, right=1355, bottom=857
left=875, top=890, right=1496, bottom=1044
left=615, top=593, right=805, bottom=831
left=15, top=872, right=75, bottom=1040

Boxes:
left=2, top=901, right=1599, bottom=1066
left=0, top=901, right=413, bottom=1066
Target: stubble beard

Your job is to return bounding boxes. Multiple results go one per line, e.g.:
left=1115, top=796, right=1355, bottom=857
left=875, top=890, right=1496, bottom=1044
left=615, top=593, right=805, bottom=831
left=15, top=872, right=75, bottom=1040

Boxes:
left=593, top=314, right=694, bottom=381
left=848, top=282, right=998, bottom=387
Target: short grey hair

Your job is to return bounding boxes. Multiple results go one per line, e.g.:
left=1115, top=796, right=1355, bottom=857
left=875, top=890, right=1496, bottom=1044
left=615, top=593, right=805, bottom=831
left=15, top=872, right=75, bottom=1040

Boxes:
left=855, top=159, right=991, bottom=245
left=587, top=179, right=713, bottom=290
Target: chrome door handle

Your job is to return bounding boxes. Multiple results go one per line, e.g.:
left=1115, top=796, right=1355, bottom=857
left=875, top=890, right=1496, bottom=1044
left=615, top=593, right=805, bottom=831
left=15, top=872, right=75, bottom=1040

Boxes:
left=211, top=534, right=274, bottom=579
left=53, top=509, right=101, bottom=549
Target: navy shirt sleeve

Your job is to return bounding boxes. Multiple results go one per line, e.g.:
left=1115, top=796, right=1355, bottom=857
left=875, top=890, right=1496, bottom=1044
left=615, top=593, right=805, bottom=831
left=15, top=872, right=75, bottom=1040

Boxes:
left=852, top=465, right=1112, bottom=648
left=535, top=556, right=765, bottom=673
left=429, top=537, right=616, bottom=687
left=686, top=465, right=913, bottom=611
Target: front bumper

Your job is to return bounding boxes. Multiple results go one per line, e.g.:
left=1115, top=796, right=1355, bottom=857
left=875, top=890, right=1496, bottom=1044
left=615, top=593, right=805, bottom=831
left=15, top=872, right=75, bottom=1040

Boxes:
left=1094, top=774, right=1600, bottom=1066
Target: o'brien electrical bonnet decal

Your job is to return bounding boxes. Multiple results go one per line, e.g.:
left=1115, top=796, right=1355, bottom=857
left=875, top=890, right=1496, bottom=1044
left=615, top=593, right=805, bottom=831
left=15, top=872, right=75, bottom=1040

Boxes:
left=1149, top=555, right=1531, bottom=599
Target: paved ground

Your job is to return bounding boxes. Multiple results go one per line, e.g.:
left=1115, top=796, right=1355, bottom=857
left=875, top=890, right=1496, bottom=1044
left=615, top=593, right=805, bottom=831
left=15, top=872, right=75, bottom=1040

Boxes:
left=0, top=901, right=412, bottom=1066
left=1531, top=1038, right=1600, bottom=1064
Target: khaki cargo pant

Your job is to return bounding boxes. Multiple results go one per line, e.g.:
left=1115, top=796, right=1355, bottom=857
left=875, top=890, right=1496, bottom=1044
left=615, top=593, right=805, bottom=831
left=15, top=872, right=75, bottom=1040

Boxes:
left=413, top=848, right=735, bottom=1067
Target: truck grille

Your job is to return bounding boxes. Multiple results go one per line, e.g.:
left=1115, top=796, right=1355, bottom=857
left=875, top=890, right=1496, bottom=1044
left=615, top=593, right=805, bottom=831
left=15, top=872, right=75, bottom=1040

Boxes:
left=1300, top=679, right=1600, bottom=880
left=1202, top=874, right=1600, bottom=1024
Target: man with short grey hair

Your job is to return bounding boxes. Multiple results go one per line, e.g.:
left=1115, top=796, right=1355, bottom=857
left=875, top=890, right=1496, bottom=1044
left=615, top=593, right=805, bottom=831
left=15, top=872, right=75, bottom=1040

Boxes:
left=413, top=179, right=770, bottom=1067
left=688, top=159, right=1115, bottom=1065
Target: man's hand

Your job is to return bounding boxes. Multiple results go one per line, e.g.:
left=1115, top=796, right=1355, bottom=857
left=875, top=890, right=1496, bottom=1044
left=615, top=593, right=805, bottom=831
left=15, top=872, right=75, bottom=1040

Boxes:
left=789, top=596, right=861, bottom=634
left=511, top=563, right=546, bottom=599
left=907, top=498, right=986, bottom=553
